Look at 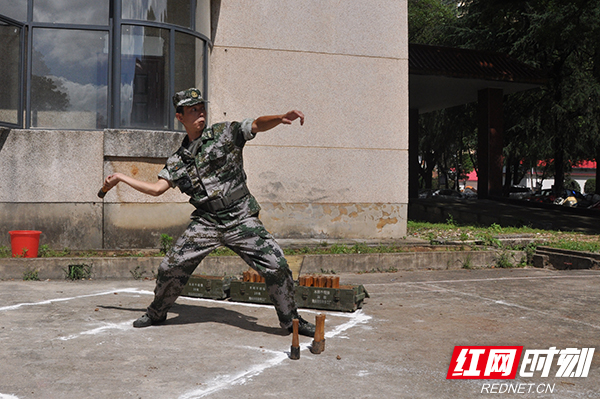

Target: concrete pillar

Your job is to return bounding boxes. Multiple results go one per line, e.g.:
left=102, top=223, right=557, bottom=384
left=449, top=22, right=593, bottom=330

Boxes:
left=477, top=88, right=504, bottom=198
left=409, top=108, right=420, bottom=199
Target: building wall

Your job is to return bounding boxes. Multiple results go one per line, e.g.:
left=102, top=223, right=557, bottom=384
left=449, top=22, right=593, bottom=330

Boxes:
left=0, top=1, right=409, bottom=250
left=208, top=0, right=409, bottom=239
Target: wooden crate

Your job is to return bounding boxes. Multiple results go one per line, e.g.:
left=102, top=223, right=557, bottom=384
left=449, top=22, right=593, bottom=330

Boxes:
left=181, top=275, right=234, bottom=300
left=229, top=280, right=369, bottom=312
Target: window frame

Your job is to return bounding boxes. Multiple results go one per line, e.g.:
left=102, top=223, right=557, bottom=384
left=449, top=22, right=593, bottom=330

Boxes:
left=0, top=0, right=211, bottom=131
left=0, top=14, right=25, bottom=129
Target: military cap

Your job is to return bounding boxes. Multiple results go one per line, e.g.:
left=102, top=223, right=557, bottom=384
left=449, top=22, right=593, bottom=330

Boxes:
left=172, top=88, right=207, bottom=108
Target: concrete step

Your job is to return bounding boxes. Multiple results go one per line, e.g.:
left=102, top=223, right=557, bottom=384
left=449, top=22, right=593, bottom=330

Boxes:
left=0, top=249, right=526, bottom=280
left=534, top=247, right=600, bottom=270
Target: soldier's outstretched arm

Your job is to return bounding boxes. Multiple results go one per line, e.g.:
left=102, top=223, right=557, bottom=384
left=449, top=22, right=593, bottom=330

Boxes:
left=103, top=173, right=170, bottom=197
left=251, top=110, right=304, bottom=133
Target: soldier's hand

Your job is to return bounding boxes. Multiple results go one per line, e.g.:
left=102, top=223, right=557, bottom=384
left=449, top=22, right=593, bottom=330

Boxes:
left=281, top=110, right=304, bottom=126
left=104, top=173, right=122, bottom=190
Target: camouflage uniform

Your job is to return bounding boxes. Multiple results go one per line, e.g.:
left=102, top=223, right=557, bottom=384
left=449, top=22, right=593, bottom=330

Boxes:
left=146, top=117, right=299, bottom=329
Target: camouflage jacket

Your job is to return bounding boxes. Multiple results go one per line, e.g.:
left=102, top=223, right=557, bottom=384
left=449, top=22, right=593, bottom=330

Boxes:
left=158, top=118, right=261, bottom=226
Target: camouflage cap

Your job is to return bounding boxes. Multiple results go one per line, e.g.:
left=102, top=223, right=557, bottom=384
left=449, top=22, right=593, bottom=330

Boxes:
left=172, top=88, right=207, bottom=108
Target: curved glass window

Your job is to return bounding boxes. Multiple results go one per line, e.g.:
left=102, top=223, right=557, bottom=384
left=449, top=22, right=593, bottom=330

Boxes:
left=174, top=32, right=204, bottom=130
left=0, top=0, right=209, bottom=131
left=122, top=0, right=191, bottom=28
left=0, top=1, right=26, bottom=22
left=120, top=25, right=170, bottom=128
left=0, top=21, right=21, bottom=126
left=31, top=28, right=109, bottom=129
left=33, top=0, right=110, bottom=25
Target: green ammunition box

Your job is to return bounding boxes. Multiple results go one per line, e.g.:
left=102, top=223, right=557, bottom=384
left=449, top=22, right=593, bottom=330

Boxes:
left=294, top=285, right=369, bottom=312
left=229, top=280, right=272, bottom=304
left=229, top=280, right=369, bottom=312
left=181, top=275, right=234, bottom=300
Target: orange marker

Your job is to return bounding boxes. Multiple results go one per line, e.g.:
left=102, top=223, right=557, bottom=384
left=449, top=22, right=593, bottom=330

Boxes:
left=310, top=314, right=326, bottom=354
left=290, top=319, right=300, bottom=360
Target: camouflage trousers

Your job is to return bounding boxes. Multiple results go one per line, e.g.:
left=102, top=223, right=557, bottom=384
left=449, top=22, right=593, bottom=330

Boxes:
left=146, top=215, right=299, bottom=329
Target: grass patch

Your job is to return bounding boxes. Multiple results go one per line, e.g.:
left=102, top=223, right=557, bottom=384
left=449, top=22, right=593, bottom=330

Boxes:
left=407, top=220, right=600, bottom=249
left=23, top=269, right=40, bottom=281
left=64, top=264, right=92, bottom=280
left=159, top=234, right=174, bottom=255
left=538, top=240, right=600, bottom=253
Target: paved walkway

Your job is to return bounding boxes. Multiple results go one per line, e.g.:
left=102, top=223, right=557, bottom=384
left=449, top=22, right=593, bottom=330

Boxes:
left=1, top=267, right=599, bottom=398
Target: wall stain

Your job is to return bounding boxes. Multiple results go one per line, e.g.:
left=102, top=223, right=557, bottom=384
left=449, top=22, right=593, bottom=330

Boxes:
left=377, top=217, right=398, bottom=231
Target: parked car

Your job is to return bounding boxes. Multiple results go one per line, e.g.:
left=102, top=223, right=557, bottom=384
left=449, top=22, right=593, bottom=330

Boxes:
left=432, top=189, right=462, bottom=198
left=508, top=186, right=533, bottom=200
left=461, top=187, right=478, bottom=198
left=526, top=189, right=556, bottom=204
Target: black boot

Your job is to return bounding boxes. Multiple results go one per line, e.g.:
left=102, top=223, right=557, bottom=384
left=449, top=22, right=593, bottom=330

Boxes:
left=133, top=313, right=166, bottom=328
left=287, top=315, right=316, bottom=337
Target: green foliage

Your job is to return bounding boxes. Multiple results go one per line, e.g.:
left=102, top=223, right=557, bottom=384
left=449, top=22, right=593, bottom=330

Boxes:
left=64, top=264, right=92, bottom=280
left=38, top=245, right=72, bottom=258
left=23, top=269, right=40, bottom=281
left=0, top=246, right=11, bottom=258
left=418, top=104, right=479, bottom=190
left=159, top=234, right=174, bottom=255
left=446, top=214, right=457, bottom=227
left=524, top=244, right=538, bottom=266
left=564, top=179, right=581, bottom=192
left=584, top=178, right=596, bottom=194
left=408, top=0, right=459, bottom=45
left=419, top=1, right=600, bottom=194
left=495, top=251, right=514, bottom=269
left=130, top=265, right=146, bottom=280
left=461, top=254, right=474, bottom=269
left=209, top=247, right=236, bottom=256
left=540, top=240, right=600, bottom=253
left=284, top=243, right=409, bottom=256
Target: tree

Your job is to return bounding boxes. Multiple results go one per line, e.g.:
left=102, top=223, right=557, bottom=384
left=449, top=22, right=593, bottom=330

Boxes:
left=454, top=0, right=600, bottom=194
left=408, top=0, right=458, bottom=45
left=418, top=104, right=477, bottom=190
left=409, top=1, right=477, bottom=191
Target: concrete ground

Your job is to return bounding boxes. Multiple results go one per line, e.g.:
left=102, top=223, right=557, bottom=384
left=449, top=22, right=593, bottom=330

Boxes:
left=1, top=267, right=600, bottom=399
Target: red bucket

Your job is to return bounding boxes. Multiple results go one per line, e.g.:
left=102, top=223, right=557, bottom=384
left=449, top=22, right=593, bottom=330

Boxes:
left=9, top=230, right=42, bottom=258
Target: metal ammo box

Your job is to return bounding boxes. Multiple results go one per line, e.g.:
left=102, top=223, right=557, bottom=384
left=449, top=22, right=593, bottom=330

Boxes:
left=294, top=284, right=369, bottom=312
left=181, top=275, right=234, bottom=300
left=229, top=280, right=369, bottom=312
left=229, top=280, right=272, bottom=304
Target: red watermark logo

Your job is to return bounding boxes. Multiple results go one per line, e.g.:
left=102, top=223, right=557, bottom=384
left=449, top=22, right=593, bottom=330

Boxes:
left=447, top=346, right=595, bottom=379
left=447, top=346, right=523, bottom=379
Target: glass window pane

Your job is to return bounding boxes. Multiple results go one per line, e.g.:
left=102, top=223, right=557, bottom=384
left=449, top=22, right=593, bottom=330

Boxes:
left=0, top=22, right=21, bottom=125
left=33, top=0, right=109, bottom=25
left=120, top=25, right=170, bottom=129
left=0, top=1, right=27, bottom=22
left=174, top=32, right=204, bottom=131
left=122, top=0, right=191, bottom=28
left=196, top=0, right=211, bottom=38
left=31, top=28, right=109, bottom=129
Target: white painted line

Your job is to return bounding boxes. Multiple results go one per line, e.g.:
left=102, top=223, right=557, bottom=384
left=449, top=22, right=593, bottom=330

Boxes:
left=178, top=310, right=372, bottom=399
left=363, top=273, right=600, bottom=287
left=420, top=283, right=600, bottom=330
left=56, top=320, right=134, bottom=341
left=0, top=394, right=20, bottom=399
left=0, top=288, right=153, bottom=312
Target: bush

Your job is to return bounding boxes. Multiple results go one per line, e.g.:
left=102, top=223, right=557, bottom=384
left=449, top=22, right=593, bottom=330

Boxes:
left=584, top=178, right=596, bottom=194
left=160, top=234, right=174, bottom=255
left=564, top=179, right=581, bottom=192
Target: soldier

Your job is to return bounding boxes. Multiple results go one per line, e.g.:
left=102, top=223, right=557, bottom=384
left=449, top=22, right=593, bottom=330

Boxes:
left=103, top=88, right=315, bottom=337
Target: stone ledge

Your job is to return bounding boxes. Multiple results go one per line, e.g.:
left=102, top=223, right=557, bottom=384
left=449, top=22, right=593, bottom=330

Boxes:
left=0, top=250, right=525, bottom=280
